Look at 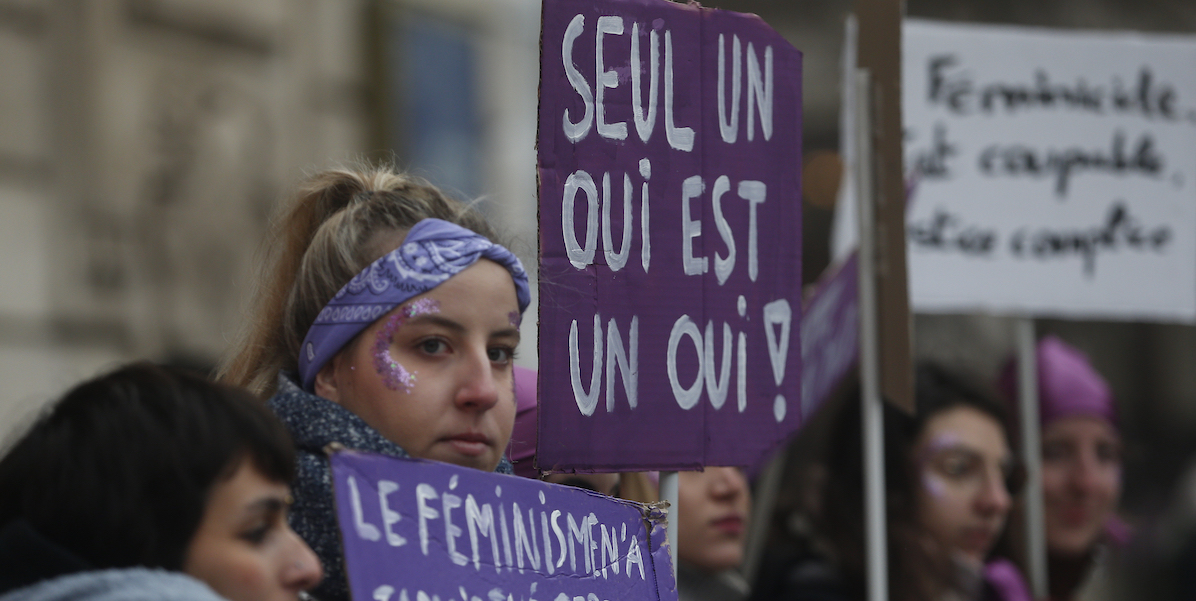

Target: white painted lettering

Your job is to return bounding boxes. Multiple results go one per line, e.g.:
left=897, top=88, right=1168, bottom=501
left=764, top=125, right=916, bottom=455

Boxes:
left=465, top=495, right=501, bottom=572
left=348, top=476, right=381, bottom=542
left=625, top=534, right=645, bottom=579
left=667, top=314, right=704, bottom=410
left=416, top=483, right=439, bottom=556
left=378, top=480, right=405, bottom=547
left=606, top=316, right=639, bottom=412
left=601, top=172, right=632, bottom=271
left=682, top=176, right=708, bottom=275
left=631, top=23, right=659, bottom=143
left=704, top=321, right=732, bottom=409
left=717, top=34, right=742, bottom=143
left=664, top=31, right=694, bottom=151
left=595, top=16, right=627, bottom=140
left=737, top=330, right=748, bottom=412
left=763, top=299, right=793, bottom=423
left=443, top=490, right=467, bottom=566
left=601, top=524, right=620, bottom=578
left=563, top=171, right=598, bottom=269
left=712, top=175, right=736, bottom=284
left=569, top=315, right=602, bottom=416
left=551, top=510, right=568, bottom=569
left=567, top=513, right=593, bottom=574
left=746, top=44, right=774, bottom=141
left=512, top=503, right=541, bottom=571
left=738, top=181, right=767, bottom=281
left=562, top=15, right=593, bottom=142
left=639, top=158, right=652, bottom=272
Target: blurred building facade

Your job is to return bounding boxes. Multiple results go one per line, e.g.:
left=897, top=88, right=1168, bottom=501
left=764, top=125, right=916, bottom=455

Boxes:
left=0, top=0, right=376, bottom=443
left=0, top=0, right=549, bottom=448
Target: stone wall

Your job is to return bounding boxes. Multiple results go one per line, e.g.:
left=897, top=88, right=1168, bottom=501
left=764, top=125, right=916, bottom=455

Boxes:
left=0, top=0, right=372, bottom=446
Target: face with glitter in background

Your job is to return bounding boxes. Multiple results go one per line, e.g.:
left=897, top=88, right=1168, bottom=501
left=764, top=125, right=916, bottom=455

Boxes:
left=314, top=259, right=522, bottom=471
left=913, top=406, right=1015, bottom=568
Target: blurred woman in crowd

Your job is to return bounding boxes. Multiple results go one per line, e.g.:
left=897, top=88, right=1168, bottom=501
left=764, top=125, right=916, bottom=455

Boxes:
left=218, top=164, right=529, bottom=601
left=0, top=363, right=322, bottom=601
left=677, top=467, right=753, bottom=601
left=762, top=363, right=1029, bottom=601
left=999, top=336, right=1126, bottom=601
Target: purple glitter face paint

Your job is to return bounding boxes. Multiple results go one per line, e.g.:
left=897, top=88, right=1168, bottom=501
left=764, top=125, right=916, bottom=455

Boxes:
left=373, top=298, right=441, bottom=392
left=508, top=311, right=522, bottom=328
left=921, top=433, right=962, bottom=460
left=923, top=472, right=949, bottom=498
left=919, top=433, right=962, bottom=498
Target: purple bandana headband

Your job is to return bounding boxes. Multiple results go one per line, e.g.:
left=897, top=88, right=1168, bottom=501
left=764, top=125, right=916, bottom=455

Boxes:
left=298, top=218, right=530, bottom=391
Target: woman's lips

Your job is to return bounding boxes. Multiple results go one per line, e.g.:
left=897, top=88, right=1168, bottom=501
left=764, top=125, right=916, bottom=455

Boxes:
left=960, top=527, right=996, bottom=553
left=711, top=515, right=745, bottom=536
left=1058, top=505, right=1093, bottom=528
left=443, top=432, right=491, bottom=456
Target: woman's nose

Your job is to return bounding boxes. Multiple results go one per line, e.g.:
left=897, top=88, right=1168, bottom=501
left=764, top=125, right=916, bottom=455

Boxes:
left=975, top=471, right=1012, bottom=516
left=282, top=530, right=323, bottom=592
left=454, top=349, right=501, bottom=411
left=1068, top=449, right=1105, bottom=495
left=709, top=467, right=748, bottom=500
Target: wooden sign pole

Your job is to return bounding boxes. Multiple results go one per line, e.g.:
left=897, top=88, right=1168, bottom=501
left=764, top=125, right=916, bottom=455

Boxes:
left=855, top=68, right=889, bottom=601
left=1016, top=318, right=1049, bottom=597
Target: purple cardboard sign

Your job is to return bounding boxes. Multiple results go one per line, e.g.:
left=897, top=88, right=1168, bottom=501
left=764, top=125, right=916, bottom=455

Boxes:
left=537, top=0, right=803, bottom=471
left=331, top=451, right=676, bottom=601
left=800, top=253, right=860, bottom=420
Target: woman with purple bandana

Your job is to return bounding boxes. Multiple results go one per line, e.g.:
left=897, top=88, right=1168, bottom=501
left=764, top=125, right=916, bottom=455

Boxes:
left=999, top=336, right=1126, bottom=601
left=219, top=165, right=530, bottom=601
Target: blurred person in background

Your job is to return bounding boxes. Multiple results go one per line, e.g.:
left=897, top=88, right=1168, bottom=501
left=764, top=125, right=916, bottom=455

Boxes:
left=999, top=336, right=1127, bottom=601
left=218, top=164, right=530, bottom=601
left=0, top=363, right=322, bottom=601
left=677, top=467, right=753, bottom=601
left=761, top=364, right=1030, bottom=601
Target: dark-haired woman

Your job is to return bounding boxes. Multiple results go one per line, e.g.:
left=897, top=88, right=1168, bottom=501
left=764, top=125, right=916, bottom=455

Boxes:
left=218, top=164, right=529, bottom=601
left=767, top=364, right=1031, bottom=601
left=0, top=362, right=322, bottom=601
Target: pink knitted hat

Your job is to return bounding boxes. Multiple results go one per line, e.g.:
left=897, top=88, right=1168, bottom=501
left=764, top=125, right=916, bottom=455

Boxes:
left=998, top=335, right=1117, bottom=429
left=998, top=336, right=1129, bottom=546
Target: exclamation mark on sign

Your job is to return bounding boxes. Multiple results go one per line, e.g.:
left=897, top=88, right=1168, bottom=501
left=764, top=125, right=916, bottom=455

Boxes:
left=763, top=299, right=792, bottom=422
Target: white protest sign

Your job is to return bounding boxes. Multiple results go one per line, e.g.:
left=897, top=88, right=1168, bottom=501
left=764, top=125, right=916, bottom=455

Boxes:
left=902, top=20, right=1196, bottom=322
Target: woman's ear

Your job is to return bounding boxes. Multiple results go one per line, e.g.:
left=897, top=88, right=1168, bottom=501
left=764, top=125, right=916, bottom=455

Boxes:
left=314, top=358, right=343, bottom=404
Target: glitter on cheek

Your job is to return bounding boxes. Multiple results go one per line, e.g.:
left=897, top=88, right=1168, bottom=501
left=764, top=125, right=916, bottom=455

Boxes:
left=371, top=299, right=441, bottom=393
left=923, top=471, right=949, bottom=498
left=508, top=311, right=521, bottom=328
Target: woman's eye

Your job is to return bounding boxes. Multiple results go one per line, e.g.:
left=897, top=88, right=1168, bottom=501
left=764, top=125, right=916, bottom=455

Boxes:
left=1041, top=441, right=1070, bottom=462
left=938, top=454, right=980, bottom=479
left=419, top=339, right=449, bottom=355
left=239, top=524, right=271, bottom=545
left=488, top=346, right=514, bottom=364
left=1096, top=441, right=1122, bottom=464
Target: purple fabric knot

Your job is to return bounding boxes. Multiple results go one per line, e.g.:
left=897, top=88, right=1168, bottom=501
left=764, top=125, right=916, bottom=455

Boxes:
left=298, top=218, right=530, bottom=391
left=984, top=558, right=1033, bottom=601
